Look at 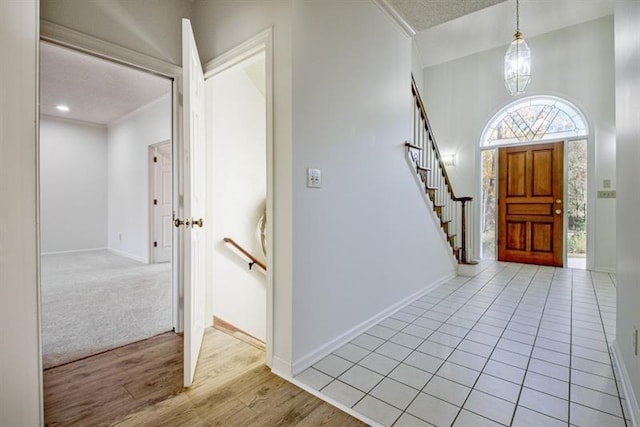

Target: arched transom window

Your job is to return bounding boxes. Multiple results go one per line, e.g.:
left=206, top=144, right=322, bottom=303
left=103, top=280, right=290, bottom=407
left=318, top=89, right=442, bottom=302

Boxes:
left=482, top=96, right=588, bottom=147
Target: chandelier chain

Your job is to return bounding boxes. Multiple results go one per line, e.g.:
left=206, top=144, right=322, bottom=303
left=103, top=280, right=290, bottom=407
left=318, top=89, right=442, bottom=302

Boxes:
left=516, top=0, right=520, bottom=33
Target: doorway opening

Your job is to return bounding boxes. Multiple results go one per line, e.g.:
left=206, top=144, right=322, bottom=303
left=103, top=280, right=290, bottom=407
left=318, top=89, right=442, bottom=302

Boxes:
left=205, top=47, right=269, bottom=347
left=39, top=40, right=174, bottom=369
left=480, top=96, right=589, bottom=267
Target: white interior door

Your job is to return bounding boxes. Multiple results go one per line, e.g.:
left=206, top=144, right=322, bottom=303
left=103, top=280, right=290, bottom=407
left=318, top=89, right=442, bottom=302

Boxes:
left=152, top=142, right=173, bottom=263
left=182, top=18, right=206, bottom=387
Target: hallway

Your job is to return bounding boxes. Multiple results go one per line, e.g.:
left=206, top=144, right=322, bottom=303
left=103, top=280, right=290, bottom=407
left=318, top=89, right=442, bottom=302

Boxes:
left=298, top=263, right=628, bottom=426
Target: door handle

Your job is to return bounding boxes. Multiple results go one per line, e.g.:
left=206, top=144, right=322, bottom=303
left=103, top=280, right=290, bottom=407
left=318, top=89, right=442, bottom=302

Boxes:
left=191, top=218, right=204, bottom=228
left=555, top=209, right=562, bottom=215
left=174, top=218, right=191, bottom=228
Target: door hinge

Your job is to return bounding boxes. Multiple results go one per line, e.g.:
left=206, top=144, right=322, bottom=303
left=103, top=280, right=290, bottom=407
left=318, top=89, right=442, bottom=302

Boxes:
left=153, top=198, right=158, bottom=205
left=154, top=241, right=158, bottom=247
left=153, top=156, right=158, bottom=163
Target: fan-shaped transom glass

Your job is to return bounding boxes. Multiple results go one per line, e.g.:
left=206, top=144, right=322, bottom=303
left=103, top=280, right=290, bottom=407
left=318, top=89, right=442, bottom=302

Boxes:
left=483, top=97, right=587, bottom=147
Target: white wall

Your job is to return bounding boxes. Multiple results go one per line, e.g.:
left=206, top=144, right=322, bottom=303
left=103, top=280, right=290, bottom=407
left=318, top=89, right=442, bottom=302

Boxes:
left=40, top=0, right=192, bottom=66
left=615, top=0, right=640, bottom=415
left=0, top=1, right=41, bottom=425
left=411, top=39, right=424, bottom=94
left=207, top=55, right=267, bottom=341
left=40, top=118, right=108, bottom=253
left=291, top=0, right=456, bottom=369
left=422, top=16, right=616, bottom=271
left=107, top=94, right=171, bottom=262
left=193, top=0, right=294, bottom=371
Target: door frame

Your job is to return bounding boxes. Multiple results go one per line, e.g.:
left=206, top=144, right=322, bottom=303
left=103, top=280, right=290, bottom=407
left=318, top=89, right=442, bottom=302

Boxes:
left=149, top=140, right=172, bottom=264
left=202, top=28, right=275, bottom=366
left=40, top=20, right=183, bottom=331
left=479, top=136, right=592, bottom=268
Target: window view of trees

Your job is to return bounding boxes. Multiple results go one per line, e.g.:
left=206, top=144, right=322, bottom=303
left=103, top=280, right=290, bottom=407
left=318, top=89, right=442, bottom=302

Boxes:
left=482, top=150, right=496, bottom=259
left=567, top=140, right=587, bottom=257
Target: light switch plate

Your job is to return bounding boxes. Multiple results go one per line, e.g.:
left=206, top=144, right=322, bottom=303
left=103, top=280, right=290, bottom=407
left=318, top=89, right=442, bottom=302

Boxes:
left=307, top=168, right=321, bottom=188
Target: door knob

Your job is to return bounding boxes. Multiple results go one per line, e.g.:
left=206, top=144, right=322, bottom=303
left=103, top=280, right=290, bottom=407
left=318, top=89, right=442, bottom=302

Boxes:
left=555, top=209, right=562, bottom=215
left=191, top=218, right=204, bottom=228
left=174, top=218, right=190, bottom=227
left=556, top=199, right=562, bottom=204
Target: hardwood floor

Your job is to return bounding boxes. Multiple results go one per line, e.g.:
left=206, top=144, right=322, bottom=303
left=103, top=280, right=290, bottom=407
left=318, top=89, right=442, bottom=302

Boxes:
left=44, top=328, right=366, bottom=426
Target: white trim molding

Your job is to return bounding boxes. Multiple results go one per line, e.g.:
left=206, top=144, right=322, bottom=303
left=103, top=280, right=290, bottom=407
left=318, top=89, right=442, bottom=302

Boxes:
left=371, top=0, right=416, bottom=38
left=40, top=20, right=181, bottom=78
left=612, top=340, right=639, bottom=426
left=203, top=27, right=273, bottom=78
left=290, top=272, right=456, bottom=375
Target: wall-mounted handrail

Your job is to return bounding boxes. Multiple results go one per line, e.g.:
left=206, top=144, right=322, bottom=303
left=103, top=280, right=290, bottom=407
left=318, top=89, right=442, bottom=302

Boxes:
left=223, top=237, right=266, bottom=271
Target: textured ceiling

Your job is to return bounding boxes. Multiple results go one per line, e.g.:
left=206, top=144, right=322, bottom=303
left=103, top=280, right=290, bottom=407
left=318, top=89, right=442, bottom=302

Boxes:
left=40, top=42, right=171, bottom=125
left=411, top=0, right=614, bottom=68
left=388, top=0, right=507, bottom=31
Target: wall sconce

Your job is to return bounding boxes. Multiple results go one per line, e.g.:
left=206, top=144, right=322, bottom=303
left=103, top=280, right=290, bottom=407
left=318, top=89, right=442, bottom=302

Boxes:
left=442, top=153, right=456, bottom=167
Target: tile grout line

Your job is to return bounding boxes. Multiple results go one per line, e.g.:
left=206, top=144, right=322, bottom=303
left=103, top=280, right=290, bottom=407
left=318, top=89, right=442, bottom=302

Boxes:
left=588, top=269, right=628, bottom=426
left=383, top=265, right=524, bottom=425
left=309, top=264, right=622, bottom=426
left=504, top=266, right=558, bottom=426
left=446, top=264, right=551, bottom=425
left=568, top=267, right=574, bottom=425
left=333, top=274, right=483, bottom=419
left=388, top=264, right=528, bottom=426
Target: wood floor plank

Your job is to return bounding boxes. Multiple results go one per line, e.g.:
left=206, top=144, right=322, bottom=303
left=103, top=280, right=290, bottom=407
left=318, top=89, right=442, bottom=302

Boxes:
left=44, top=328, right=366, bottom=426
left=114, top=393, right=204, bottom=427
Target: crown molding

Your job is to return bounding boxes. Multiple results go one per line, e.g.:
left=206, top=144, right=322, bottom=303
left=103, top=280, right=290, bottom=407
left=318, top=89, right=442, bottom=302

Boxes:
left=371, top=0, right=416, bottom=38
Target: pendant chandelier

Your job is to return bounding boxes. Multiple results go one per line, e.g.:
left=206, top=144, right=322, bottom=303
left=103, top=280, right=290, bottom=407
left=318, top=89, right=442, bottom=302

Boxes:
left=504, top=0, right=531, bottom=96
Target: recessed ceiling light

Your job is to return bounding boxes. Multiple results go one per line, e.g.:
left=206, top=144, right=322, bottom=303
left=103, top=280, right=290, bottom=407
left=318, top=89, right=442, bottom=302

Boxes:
left=56, top=104, right=70, bottom=112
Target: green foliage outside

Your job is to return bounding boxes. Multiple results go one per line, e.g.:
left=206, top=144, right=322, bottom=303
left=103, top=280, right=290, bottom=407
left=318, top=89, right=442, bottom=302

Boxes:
left=567, top=140, right=587, bottom=255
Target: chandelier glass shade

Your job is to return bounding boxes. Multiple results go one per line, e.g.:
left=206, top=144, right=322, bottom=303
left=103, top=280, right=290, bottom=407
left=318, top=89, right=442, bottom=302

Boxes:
left=504, top=0, right=531, bottom=96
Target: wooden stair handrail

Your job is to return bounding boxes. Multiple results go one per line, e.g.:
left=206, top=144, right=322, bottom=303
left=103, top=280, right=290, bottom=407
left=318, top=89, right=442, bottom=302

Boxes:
left=223, top=237, right=266, bottom=271
left=408, top=75, right=476, bottom=264
left=411, top=75, right=468, bottom=203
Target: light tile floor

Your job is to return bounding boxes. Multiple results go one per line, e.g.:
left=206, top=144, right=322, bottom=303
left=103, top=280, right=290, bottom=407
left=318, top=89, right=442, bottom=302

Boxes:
left=296, top=262, right=629, bottom=426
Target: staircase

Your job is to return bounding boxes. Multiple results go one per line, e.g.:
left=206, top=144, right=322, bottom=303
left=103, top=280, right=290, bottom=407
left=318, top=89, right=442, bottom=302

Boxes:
left=405, top=77, right=475, bottom=264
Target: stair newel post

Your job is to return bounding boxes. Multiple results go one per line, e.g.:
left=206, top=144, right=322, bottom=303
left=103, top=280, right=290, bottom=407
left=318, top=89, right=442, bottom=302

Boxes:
left=458, top=197, right=472, bottom=264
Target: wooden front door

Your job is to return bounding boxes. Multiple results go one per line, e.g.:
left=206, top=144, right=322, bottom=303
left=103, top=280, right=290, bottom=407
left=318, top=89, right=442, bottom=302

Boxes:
left=498, top=142, right=564, bottom=266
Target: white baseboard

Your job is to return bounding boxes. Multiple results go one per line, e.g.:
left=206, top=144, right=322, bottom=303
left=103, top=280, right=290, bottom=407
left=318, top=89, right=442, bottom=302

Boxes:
left=612, top=340, right=639, bottom=426
left=291, top=272, right=456, bottom=375
left=41, top=247, right=107, bottom=256
left=270, top=355, right=293, bottom=377
left=107, top=248, right=148, bottom=264
left=272, top=369, right=381, bottom=427
left=458, top=260, right=490, bottom=277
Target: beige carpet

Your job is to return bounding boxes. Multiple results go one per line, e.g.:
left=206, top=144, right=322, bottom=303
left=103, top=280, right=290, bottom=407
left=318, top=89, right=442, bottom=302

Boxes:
left=41, top=250, right=172, bottom=369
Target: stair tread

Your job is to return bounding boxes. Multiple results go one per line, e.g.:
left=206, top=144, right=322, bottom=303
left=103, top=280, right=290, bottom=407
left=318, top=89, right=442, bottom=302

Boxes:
left=417, top=166, right=431, bottom=172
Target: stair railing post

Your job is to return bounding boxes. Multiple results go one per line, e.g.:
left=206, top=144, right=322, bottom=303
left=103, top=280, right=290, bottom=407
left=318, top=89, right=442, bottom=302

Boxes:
left=458, top=197, right=473, bottom=264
